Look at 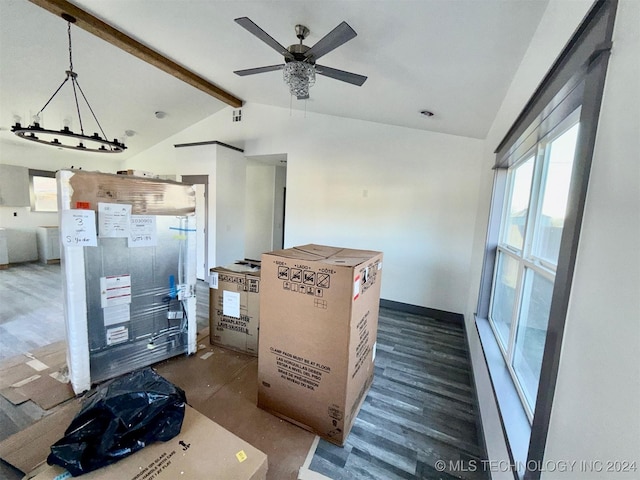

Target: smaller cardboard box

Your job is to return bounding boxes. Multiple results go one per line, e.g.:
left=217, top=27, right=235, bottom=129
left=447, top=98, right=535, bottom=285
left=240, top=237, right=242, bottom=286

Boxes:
left=116, top=169, right=155, bottom=178
left=27, top=406, right=268, bottom=480
left=209, top=262, right=261, bottom=356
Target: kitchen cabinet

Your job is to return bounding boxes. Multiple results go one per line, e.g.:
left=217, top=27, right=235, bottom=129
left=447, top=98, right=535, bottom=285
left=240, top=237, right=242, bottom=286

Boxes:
left=0, top=165, right=30, bottom=207
left=36, top=226, right=60, bottom=264
left=0, top=228, right=8, bottom=268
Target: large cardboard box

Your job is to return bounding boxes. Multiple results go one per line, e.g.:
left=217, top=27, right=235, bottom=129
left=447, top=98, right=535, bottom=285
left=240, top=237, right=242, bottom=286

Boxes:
left=258, top=244, right=383, bottom=445
left=27, top=405, right=268, bottom=480
left=209, top=263, right=261, bottom=356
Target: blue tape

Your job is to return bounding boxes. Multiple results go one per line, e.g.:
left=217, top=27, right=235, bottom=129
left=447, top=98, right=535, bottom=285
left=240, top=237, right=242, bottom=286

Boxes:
left=169, top=227, right=196, bottom=232
left=169, top=275, right=177, bottom=298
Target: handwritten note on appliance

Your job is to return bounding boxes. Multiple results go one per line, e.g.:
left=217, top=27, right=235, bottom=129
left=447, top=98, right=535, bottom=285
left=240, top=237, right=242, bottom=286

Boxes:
left=61, top=209, right=98, bottom=247
left=129, top=215, right=157, bottom=247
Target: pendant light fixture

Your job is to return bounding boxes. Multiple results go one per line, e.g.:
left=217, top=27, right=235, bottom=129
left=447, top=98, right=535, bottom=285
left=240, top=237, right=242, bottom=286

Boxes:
left=11, top=14, right=126, bottom=153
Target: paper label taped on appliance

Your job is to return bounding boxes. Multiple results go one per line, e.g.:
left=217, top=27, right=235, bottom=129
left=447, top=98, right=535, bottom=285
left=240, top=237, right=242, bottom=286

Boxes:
left=103, top=303, right=131, bottom=326
left=98, top=202, right=132, bottom=238
left=128, top=215, right=157, bottom=247
left=106, top=325, right=129, bottom=345
left=100, top=274, right=132, bottom=308
left=223, top=290, right=241, bottom=318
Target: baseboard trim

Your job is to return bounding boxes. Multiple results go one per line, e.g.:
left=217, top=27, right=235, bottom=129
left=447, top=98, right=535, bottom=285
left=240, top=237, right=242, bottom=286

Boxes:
left=379, top=299, right=464, bottom=325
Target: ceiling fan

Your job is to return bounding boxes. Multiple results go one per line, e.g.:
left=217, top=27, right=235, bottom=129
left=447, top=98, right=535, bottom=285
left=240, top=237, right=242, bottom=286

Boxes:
left=233, top=17, right=367, bottom=100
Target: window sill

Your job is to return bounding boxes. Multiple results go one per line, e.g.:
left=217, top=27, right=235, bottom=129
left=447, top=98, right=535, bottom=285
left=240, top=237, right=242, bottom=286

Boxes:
left=476, top=316, right=531, bottom=479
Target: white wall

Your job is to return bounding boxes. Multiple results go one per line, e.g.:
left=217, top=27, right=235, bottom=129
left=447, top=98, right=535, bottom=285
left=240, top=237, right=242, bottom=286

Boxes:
left=175, top=144, right=246, bottom=270
left=124, top=104, right=484, bottom=314
left=245, top=162, right=277, bottom=259
left=541, top=1, right=640, bottom=476
left=215, top=145, right=246, bottom=267
left=463, top=0, right=640, bottom=476
left=272, top=164, right=286, bottom=252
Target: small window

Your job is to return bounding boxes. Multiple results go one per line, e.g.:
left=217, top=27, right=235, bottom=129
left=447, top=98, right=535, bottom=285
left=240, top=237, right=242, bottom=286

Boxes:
left=29, top=169, right=57, bottom=212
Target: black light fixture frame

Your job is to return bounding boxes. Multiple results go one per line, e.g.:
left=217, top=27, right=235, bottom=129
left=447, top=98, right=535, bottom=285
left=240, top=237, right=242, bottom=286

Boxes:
left=11, top=14, right=126, bottom=153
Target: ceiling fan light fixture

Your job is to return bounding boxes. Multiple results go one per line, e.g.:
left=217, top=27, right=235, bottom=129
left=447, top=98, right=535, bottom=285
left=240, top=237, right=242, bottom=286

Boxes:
left=283, top=61, right=316, bottom=98
left=234, top=18, right=366, bottom=98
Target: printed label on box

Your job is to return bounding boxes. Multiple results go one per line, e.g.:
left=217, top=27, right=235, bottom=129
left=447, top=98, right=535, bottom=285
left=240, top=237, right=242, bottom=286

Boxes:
left=352, top=310, right=371, bottom=379
left=269, top=347, right=331, bottom=392
left=223, top=290, right=241, bottom=318
left=353, top=275, right=361, bottom=301
left=276, top=267, right=330, bottom=298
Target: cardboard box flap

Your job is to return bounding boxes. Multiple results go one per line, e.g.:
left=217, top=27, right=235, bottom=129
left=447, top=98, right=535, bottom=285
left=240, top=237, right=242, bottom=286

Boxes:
left=332, top=247, right=382, bottom=260
left=292, top=244, right=344, bottom=258
left=263, top=247, right=327, bottom=262
left=266, top=245, right=381, bottom=267
left=322, top=255, right=381, bottom=267
left=213, top=265, right=261, bottom=276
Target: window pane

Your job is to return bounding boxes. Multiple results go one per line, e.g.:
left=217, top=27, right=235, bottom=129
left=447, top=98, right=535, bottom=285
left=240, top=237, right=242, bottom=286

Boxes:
left=503, top=157, right=534, bottom=250
left=534, top=123, right=579, bottom=264
left=512, top=270, right=553, bottom=410
left=490, top=252, right=518, bottom=349
left=33, top=176, right=57, bottom=212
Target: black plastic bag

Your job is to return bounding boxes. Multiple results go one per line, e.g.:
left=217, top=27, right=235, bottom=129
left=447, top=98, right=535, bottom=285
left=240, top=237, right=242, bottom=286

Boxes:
left=47, top=367, right=187, bottom=476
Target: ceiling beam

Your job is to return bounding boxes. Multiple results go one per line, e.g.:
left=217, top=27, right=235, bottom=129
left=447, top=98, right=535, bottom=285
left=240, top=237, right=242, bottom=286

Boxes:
left=29, top=0, right=243, bottom=108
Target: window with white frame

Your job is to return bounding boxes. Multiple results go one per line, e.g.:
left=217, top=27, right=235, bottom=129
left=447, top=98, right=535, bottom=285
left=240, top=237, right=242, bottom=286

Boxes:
left=489, top=113, right=580, bottom=419
left=29, top=169, right=57, bottom=212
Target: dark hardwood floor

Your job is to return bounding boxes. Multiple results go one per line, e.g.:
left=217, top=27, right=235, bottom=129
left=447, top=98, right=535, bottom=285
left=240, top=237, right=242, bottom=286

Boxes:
left=308, top=308, right=488, bottom=480
left=1, top=263, right=487, bottom=480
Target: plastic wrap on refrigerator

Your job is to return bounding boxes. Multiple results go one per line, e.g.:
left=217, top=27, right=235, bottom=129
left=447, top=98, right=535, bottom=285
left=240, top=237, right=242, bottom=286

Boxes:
left=57, top=170, right=198, bottom=394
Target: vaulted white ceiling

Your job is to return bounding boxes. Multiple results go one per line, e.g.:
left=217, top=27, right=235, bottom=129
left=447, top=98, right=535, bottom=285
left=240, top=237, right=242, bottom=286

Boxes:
left=0, top=0, right=549, bottom=160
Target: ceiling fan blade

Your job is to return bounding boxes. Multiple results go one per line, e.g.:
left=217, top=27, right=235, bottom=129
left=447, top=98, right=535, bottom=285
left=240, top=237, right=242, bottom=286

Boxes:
left=305, top=22, right=357, bottom=62
left=315, top=64, right=367, bottom=86
left=235, top=17, right=294, bottom=60
left=234, top=64, right=285, bottom=76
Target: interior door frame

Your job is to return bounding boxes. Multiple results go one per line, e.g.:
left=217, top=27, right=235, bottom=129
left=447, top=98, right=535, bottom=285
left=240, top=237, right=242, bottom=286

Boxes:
left=181, top=175, right=208, bottom=280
